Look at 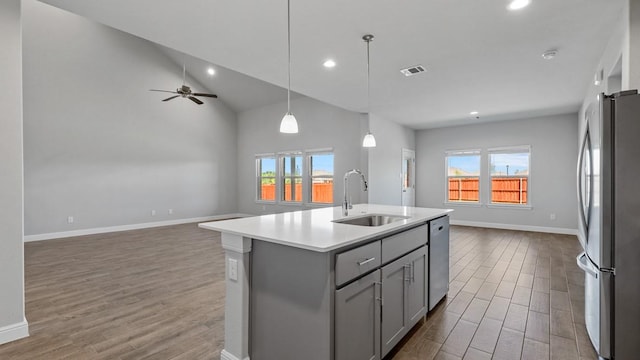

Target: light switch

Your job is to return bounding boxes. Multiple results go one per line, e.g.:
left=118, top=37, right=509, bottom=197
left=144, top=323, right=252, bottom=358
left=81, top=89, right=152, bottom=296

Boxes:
left=228, top=258, right=238, bottom=281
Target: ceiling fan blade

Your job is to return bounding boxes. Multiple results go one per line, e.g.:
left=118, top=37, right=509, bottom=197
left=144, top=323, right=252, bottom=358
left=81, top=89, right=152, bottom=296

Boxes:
left=192, top=93, right=218, bottom=98
left=162, top=95, right=180, bottom=102
left=188, top=96, right=204, bottom=105
left=150, top=89, right=178, bottom=94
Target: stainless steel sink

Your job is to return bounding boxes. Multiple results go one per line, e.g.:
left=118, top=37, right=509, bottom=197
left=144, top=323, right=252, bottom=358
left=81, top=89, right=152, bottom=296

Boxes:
left=333, top=214, right=410, bottom=227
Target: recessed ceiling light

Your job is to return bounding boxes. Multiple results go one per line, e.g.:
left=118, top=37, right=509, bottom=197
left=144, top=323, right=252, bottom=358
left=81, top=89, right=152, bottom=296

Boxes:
left=470, top=111, right=479, bottom=116
left=323, top=59, right=336, bottom=68
left=207, top=67, right=215, bottom=76
left=508, top=0, right=530, bottom=11
left=541, top=49, right=558, bottom=60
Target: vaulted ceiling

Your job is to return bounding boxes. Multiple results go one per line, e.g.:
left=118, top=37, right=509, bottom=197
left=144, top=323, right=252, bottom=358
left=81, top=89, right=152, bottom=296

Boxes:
left=39, top=0, right=624, bottom=128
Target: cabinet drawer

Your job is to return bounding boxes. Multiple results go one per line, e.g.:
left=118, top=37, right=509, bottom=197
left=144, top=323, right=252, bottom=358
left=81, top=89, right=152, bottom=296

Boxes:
left=336, top=240, right=381, bottom=287
left=382, top=224, right=427, bottom=264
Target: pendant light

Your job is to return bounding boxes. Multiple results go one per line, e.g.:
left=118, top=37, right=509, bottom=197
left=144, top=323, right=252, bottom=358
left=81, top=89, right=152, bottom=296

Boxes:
left=279, top=0, right=298, bottom=133
left=362, top=34, right=376, bottom=147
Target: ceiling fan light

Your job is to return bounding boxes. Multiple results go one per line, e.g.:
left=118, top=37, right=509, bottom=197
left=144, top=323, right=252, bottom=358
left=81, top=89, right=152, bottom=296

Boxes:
left=280, top=112, right=299, bottom=133
left=362, top=132, right=377, bottom=147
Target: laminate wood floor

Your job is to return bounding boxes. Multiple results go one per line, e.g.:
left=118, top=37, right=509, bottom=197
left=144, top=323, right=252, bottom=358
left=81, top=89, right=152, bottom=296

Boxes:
left=0, top=224, right=595, bottom=360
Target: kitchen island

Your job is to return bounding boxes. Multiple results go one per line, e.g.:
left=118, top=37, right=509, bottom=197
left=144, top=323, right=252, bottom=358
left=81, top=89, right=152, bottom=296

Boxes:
left=199, top=204, right=452, bottom=360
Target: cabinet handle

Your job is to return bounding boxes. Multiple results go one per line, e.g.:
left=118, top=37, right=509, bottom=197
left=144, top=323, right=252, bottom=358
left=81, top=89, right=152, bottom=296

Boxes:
left=438, top=226, right=443, bottom=231
left=411, top=263, right=415, bottom=282
left=374, top=281, right=384, bottom=306
left=404, top=264, right=412, bottom=282
left=358, top=257, right=376, bottom=266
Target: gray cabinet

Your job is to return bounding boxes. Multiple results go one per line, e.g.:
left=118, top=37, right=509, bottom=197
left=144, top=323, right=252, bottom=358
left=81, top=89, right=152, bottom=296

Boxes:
left=406, top=247, right=428, bottom=324
left=381, top=254, right=408, bottom=356
left=335, top=269, right=381, bottom=360
left=380, top=246, right=428, bottom=357
left=333, top=220, right=445, bottom=360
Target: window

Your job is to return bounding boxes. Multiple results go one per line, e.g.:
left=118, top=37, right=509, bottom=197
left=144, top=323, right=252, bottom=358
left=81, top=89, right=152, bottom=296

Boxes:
left=280, top=153, right=303, bottom=203
left=309, top=152, right=334, bottom=204
left=489, top=147, right=530, bottom=205
left=446, top=150, right=481, bottom=203
left=256, top=155, right=276, bottom=202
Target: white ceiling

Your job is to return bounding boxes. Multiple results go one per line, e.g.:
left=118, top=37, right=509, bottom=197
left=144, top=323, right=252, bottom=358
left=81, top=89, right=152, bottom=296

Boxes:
left=155, top=44, right=297, bottom=113
left=39, top=0, right=624, bottom=129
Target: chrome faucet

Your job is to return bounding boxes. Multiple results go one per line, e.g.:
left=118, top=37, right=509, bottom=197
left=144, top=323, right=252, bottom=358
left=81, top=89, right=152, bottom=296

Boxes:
left=343, top=169, right=368, bottom=216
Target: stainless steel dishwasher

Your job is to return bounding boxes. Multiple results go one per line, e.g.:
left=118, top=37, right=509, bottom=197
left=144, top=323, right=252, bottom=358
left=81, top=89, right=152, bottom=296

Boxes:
left=428, top=216, right=449, bottom=311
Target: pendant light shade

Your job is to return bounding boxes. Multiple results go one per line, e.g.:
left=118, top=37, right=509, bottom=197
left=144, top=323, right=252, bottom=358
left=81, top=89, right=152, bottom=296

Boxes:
left=280, top=112, right=298, bottom=133
left=362, top=132, right=377, bottom=147
left=279, top=0, right=298, bottom=133
left=362, top=34, right=376, bottom=147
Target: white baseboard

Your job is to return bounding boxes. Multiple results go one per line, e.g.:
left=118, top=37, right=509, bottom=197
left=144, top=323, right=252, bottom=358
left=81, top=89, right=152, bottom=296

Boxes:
left=0, top=319, right=29, bottom=345
left=24, top=213, right=253, bottom=242
left=220, top=349, right=250, bottom=360
left=450, top=220, right=578, bottom=236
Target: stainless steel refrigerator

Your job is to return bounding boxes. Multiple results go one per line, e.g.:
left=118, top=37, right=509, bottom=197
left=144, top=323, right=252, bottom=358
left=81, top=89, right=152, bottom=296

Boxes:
left=576, top=90, right=640, bottom=360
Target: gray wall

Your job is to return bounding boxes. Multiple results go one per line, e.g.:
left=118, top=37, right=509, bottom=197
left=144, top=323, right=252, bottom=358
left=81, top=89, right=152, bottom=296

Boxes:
left=368, top=114, right=416, bottom=205
left=236, top=96, right=369, bottom=215
left=0, top=0, right=26, bottom=337
left=416, top=114, right=578, bottom=231
left=22, top=0, right=238, bottom=236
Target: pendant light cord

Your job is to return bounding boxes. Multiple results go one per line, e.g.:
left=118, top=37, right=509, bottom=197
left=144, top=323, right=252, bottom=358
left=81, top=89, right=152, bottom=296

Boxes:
left=366, top=38, right=370, bottom=116
left=287, top=0, right=291, bottom=113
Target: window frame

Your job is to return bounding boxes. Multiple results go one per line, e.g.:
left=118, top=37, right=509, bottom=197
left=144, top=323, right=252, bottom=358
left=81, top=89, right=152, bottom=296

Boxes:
left=255, top=153, right=277, bottom=204
left=444, top=149, right=482, bottom=206
left=278, top=151, right=304, bottom=204
left=487, top=145, right=532, bottom=209
left=307, top=150, right=335, bottom=206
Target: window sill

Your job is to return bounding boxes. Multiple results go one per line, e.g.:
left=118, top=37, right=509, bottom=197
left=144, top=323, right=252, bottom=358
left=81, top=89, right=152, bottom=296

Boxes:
left=486, top=204, right=532, bottom=210
left=255, top=200, right=276, bottom=204
left=443, top=202, right=483, bottom=208
left=279, top=201, right=304, bottom=206
left=306, top=202, right=334, bottom=208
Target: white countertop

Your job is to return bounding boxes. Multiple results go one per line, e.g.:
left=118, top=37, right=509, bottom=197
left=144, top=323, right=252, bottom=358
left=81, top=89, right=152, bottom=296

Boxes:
left=199, top=204, right=453, bottom=252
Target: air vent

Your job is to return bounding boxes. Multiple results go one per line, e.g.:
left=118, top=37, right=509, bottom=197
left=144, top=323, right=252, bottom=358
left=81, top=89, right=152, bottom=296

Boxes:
left=400, top=65, right=426, bottom=77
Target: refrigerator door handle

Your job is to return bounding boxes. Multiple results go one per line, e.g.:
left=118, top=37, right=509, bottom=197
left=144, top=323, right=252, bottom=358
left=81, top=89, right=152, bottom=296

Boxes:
left=577, top=252, right=598, bottom=279
left=576, top=128, right=590, bottom=232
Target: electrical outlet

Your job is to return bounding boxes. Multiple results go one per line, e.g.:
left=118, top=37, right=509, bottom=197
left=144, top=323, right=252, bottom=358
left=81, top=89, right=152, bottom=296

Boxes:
left=67, top=216, right=74, bottom=224
left=168, top=209, right=173, bottom=215
left=228, top=258, right=238, bottom=281
left=550, top=213, right=557, bottom=221
left=151, top=210, right=156, bottom=216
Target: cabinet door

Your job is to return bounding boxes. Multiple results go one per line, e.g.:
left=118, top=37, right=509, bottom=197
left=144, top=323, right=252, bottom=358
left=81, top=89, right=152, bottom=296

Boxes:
left=335, top=270, right=381, bottom=360
left=406, top=246, right=428, bottom=326
left=380, top=256, right=408, bottom=357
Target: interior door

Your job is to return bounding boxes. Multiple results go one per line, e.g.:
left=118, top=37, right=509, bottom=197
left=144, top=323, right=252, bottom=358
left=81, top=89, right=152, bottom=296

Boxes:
left=401, top=149, right=415, bottom=206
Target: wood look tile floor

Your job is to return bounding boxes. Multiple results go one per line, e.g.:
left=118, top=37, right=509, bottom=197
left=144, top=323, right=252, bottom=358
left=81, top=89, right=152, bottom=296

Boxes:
left=0, top=224, right=595, bottom=360
left=389, top=226, right=596, bottom=360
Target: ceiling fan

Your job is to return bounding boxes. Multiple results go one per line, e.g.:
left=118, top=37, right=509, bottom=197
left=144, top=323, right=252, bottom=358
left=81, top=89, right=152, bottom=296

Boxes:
left=150, top=64, right=218, bottom=105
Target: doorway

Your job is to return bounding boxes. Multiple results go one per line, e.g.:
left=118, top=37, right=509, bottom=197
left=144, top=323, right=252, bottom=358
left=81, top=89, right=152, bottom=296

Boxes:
left=401, top=148, right=415, bottom=206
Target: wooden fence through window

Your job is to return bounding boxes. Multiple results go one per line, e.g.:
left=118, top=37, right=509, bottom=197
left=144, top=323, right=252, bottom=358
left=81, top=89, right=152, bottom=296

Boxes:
left=448, top=177, right=528, bottom=204
left=260, top=183, right=333, bottom=203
